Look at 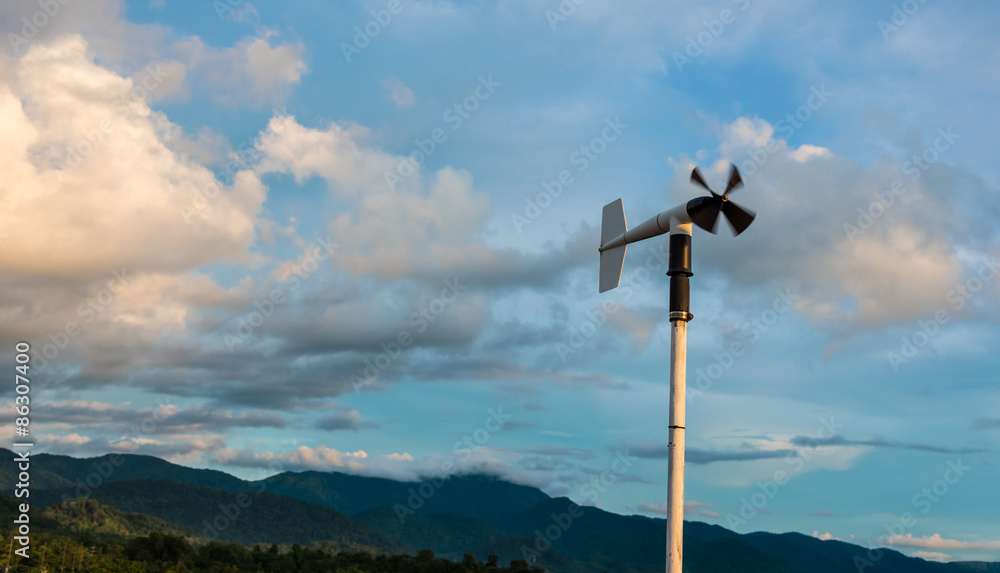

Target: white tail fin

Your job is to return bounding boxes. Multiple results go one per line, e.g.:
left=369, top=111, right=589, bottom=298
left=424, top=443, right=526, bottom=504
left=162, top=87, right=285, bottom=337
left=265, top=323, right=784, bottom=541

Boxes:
left=600, top=199, right=628, bottom=293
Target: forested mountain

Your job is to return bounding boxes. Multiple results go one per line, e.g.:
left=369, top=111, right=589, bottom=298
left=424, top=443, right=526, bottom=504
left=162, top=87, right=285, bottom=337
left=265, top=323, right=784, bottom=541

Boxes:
left=33, top=478, right=410, bottom=552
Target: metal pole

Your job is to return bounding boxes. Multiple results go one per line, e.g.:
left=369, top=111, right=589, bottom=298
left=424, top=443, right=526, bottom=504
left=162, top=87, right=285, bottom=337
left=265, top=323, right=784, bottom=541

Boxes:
left=666, top=228, right=693, bottom=573
left=666, top=317, right=687, bottom=573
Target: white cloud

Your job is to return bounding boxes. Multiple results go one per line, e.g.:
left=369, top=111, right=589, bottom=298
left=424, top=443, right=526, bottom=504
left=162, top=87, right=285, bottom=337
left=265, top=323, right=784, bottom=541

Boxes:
left=215, top=444, right=381, bottom=473
left=255, top=114, right=397, bottom=193
left=913, top=551, right=952, bottom=562
left=672, top=115, right=979, bottom=334
left=175, top=34, right=306, bottom=106
left=0, top=35, right=266, bottom=276
left=255, top=115, right=495, bottom=280
left=883, top=533, right=1000, bottom=551
left=813, top=531, right=841, bottom=541
left=789, top=144, right=832, bottom=162
left=47, top=433, right=92, bottom=447
left=0, top=35, right=283, bottom=385
left=243, top=36, right=305, bottom=95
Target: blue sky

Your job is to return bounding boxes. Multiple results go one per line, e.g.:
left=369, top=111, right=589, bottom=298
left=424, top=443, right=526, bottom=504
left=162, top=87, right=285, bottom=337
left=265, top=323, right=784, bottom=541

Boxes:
left=1, top=0, right=998, bottom=563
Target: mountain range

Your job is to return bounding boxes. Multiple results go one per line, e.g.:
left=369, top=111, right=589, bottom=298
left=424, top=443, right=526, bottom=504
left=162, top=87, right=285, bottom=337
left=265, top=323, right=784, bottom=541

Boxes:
left=4, top=448, right=997, bottom=573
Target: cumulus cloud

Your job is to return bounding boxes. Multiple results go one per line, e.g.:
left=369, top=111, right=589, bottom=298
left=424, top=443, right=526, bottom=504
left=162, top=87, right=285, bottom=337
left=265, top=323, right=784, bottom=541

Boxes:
left=211, top=443, right=567, bottom=492
left=670, top=115, right=990, bottom=335
left=0, top=35, right=265, bottom=276
left=215, top=444, right=369, bottom=472
left=0, top=35, right=277, bottom=389
left=254, top=115, right=398, bottom=193
left=256, top=115, right=494, bottom=280
left=175, top=34, right=306, bottom=106
left=813, top=531, right=840, bottom=541
left=41, top=431, right=227, bottom=464
left=252, top=113, right=590, bottom=288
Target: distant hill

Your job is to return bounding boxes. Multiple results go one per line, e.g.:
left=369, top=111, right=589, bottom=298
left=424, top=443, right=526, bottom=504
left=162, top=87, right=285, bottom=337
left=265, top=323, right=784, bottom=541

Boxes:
left=951, top=564, right=1000, bottom=572
left=498, top=497, right=968, bottom=573
left=0, top=448, right=549, bottom=524
left=250, top=470, right=551, bottom=524
left=0, top=454, right=74, bottom=490
left=501, top=496, right=665, bottom=571
left=0, top=448, right=248, bottom=492
left=34, top=478, right=410, bottom=553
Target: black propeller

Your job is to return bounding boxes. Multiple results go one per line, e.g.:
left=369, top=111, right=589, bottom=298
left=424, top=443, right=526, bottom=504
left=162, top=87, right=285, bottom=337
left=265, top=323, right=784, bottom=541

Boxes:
left=687, top=164, right=755, bottom=236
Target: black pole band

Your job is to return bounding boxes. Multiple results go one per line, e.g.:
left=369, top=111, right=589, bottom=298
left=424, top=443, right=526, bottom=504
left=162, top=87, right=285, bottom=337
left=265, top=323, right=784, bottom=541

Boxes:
left=668, top=234, right=693, bottom=322
left=667, top=234, right=692, bottom=277
left=669, top=274, right=691, bottom=319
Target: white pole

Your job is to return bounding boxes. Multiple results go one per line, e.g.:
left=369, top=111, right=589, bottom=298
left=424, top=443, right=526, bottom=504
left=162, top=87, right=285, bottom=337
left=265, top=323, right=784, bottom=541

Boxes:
left=666, top=317, right=687, bottom=573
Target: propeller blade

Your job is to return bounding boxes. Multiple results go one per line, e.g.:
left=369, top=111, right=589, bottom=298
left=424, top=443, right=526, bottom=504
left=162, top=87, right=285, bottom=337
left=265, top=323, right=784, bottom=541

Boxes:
left=690, top=167, right=718, bottom=197
left=725, top=164, right=744, bottom=194
left=721, top=199, right=756, bottom=236
left=687, top=195, right=724, bottom=234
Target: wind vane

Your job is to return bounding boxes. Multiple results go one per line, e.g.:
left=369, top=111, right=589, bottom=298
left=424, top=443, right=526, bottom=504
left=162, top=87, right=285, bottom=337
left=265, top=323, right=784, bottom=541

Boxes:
left=598, top=164, right=755, bottom=573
